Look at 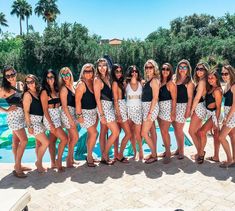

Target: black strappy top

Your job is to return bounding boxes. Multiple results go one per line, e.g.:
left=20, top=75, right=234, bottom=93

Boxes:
left=81, top=82, right=97, bottom=109
left=224, top=89, right=233, bottom=107
left=5, top=91, right=23, bottom=107
left=205, top=92, right=216, bottom=111
left=142, top=79, right=153, bottom=102
left=193, top=85, right=204, bottom=103
left=177, top=84, right=188, bottom=103
left=29, top=92, right=43, bottom=116
left=100, top=79, right=113, bottom=101
left=48, top=92, right=60, bottom=108
left=159, top=84, right=172, bottom=101
left=66, top=87, right=75, bottom=107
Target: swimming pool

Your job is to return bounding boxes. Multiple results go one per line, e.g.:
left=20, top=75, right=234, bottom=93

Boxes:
left=0, top=108, right=192, bottom=163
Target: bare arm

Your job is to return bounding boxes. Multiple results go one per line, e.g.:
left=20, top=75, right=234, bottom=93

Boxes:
left=75, top=81, right=85, bottom=123
left=168, top=81, right=177, bottom=121
left=224, top=85, right=235, bottom=122
left=0, top=88, right=17, bottom=112
left=191, top=80, right=206, bottom=113
left=185, top=81, right=195, bottom=119
left=112, top=82, right=122, bottom=120
left=214, top=89, right=222, bottom=127
left=23, top=92, right=33, bottom=134
left=60, top=86, right=75, bottom=127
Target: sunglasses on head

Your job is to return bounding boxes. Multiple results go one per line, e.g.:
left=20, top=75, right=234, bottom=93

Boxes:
left=84, top=70, right=93, bottom=74
left=5, top=72, right=16, bottom=79
left=162, top=67, right=170, bottom=71
left=196, top=67, right=205, bottom=72
left=221, top=72, right=229, bottom=76
left=46, top=76, right=55, bottom=80
left=25, top=80, right=35, bottom=85
left=179, top=66, right=188, bottom=70
left=61, top=73, right=71, bottom=78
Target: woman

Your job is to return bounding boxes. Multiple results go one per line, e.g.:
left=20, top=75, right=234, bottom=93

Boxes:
left=218, top=65, right=235, bottom=167
left=41, top=69, right=68, bottom=171
left=141, top=59, right=160, bottom=164
left=0, top=66, right=29, bottom=178
left=189, top=62, right=209, bottom=160
left=158, top=63, right=177, bottom=164
left=94, top=58, right=120, bottom=164
left=75, top=63, right=98, bottom=167
left=23, top=74, right=49, bottom=173
left=197, top=70, right=222, bottom=164
left=126, top=65, right=143, bottom=160
left=59, top=67, right=79, bottom=168
left=111, top=64, right=132, bottom=163
left=172, top=59, right=194, bottom=159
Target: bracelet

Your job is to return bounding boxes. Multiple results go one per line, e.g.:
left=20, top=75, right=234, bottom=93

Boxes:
left=76, top=113, right=83, bottom=119
left=148, top=111, right=152, bottom=115
left=100, top=113, right=105, bottom=118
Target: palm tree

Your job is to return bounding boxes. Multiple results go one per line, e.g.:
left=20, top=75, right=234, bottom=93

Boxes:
left=0, top=12, right=8, bottom=33
left=35, top=0, right=60, bottom=26
left=11, top=0, right=28, bottom=35
left=24, top=2, right=32, bottom=34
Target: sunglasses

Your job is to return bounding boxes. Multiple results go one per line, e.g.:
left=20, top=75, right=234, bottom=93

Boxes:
left=196, top=67, right=205, bottom=72
left=221, top=72, right=229, bottom=76
left=84, top=70, right=93, bottom=74
left=179, top=66, right=188, bottom=70
left=145, top=66, right=154, bottom=70
left=5, top=73, right=16, bottom=79
left=61, top=73, right=71, bottom=78
left=162, top=67, right=170, bottom=71
left=98, top=64, right=107, bottom=68
left=115, top=70, right=122, bottom=74
left=46, top=76, right=55, bottom=80
left=25, top=80, right=35, bottom=85
left=131, top=70, right=138, bottom=74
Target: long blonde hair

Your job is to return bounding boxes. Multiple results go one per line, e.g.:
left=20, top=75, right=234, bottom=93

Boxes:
left=193, top=62, right=209, bottom=84
left=95, top=58, right=111, bottom=80
left=223, top=65, right=235, bottom=86
left=58, top=67, right=74, bottom=89
left=175, top=59, right=192, bottom=84
left=144, top=59, right=160, bottom=80
left=79, top=63, right=95, bottom=81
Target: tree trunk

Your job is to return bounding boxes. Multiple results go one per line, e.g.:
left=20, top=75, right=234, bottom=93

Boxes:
left=20, top=17, right=22, bottom=35
left=26, top=17, right=28, bottom=34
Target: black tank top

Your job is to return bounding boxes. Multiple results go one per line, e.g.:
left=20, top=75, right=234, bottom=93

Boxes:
left=193, top=85, right=204, bottom=103
left=177, top=84, right=188, bottom=103
left=159, top=84, right=171, bottom=101
left=5, top=91, right=22, bottom=107
left=81, top=82, right=97, bottom=109
left=66, top=87, right=75, bottom=107
left=142, top=79, right=153, bottom=102
left=29, top=92, right=43, bottom=116
left=224, top=89, right=233, bottom=106
left=100, top=79, right=113, bottom=101
left=205, top=92, right=216, bottom=111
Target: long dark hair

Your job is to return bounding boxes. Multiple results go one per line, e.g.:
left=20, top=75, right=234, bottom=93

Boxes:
left=160, top=63, right=173, bottom=83
left=111, top=64, right=125, bottom=94
left=1, top=66, right=16, bottom=92
left=206, top=70, right=221, bottom=92
left=125, top=65, right=142, bottom=84
left=24, top=74, right=41, bottom=95
left=42, top=69, right=59, bottom=96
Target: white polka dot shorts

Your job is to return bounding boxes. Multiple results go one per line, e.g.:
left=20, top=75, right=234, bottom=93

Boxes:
left=61, top=106, right=77, bottom=129
left=43, top=108, right=62, bottom=130
left=118, top=99, right=128, bottom=123
left=158, top=100, right=172, bottom=122
left=127, top=105, right=142, bottom=125
left=98, top=100, right=116, bottom=123
left=7, top=107, right=25, bottom=131
left=195, top=102, right=207, bottom=121
left=142, top=101, right=159, bottom=122
left=224, top=106, right=235, bottom=128
left=80, top=108, right=97, bottom=129
left=175, top=103, right=187, bottom=123
left=30, top=114, right=45, bottom=136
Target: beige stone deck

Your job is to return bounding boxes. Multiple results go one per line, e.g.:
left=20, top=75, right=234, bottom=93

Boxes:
left=1, top=128, right=235, bottom=210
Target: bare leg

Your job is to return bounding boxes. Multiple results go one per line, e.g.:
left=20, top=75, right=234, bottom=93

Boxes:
left=87, top=126, right=98, bottom=163
left=67, top=128, right=79, bottom=167
left=135, top=124, right=143, bottom=160
left=172, top=121, right=185, bottom=157
left=229, top=128, right=235, bottom=162
left=128, top=120, right=137, bottom=159
left=48, top=132, right=57, bottom=168
left=99, top=123, right=108, bottom=160
left=212, top=128, right=220, bottom=161
left=150, top=122, right=157, bottom=154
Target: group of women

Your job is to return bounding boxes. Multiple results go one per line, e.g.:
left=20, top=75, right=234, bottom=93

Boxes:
left=0, top=58, right=235, bottom=178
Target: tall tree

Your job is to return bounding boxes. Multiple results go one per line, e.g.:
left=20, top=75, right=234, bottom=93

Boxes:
left=0, top=12, right=8, bottom=33
left=24, top=2, right=32, bottom=34
left=11, top=0, right=28, bottom=35
left=35, top=0, right=60, bottom=26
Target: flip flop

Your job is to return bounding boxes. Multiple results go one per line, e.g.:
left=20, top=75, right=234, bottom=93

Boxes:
left=86, top=162, right=97, bottom=167
left=177, top=154, right=184, bottom=160
left=219, top=162, right=234, bottom=168
left=163, top=157, right=171, bottom=164
left=100, top=159, right=115, bottom=165
left=158, top=152, right=166, bottom=158
left=116, top=157, right=129, bottom=163
left=145, top=156, right=158, bottom=164
left=206, top=156, right=219, bottom=162
left=21, top=166, right=32, bottom=171
left=12, top=170, right=27, bottom=178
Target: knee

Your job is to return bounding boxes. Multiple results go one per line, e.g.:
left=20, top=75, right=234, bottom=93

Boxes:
left=189, top=127, right=194, bottom=136
left=113, top=128, right=120, bottom=138
left=141, top=130, right=147, bottom=139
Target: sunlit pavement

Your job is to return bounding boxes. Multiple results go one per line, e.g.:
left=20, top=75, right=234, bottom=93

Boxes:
left=1, top=123, right=235, bottom=211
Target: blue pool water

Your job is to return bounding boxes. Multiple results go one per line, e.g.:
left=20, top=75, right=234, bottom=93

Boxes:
left=0, top=108, right=192, bottom=163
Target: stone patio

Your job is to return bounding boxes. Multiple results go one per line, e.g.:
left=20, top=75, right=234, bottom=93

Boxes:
left=1, top=130, right=235, bottom=210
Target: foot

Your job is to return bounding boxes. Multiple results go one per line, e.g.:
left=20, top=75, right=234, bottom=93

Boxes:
left=190, top=154, right=198, bottom=160
left=139, top=151, right=144, bottom=160
left=173, top=149, right=179, bottom=156
left=144, top=154, right=152, bottom=160
left=206, top=156, right=219, bottom=162
left=100, top=159, right=115, bottom=165
left=219, top=161, right=234, bottom=168
left=116, top=157, right=129, bottom=163
left=86, top=161, right=96, bottom=167
left=145, top=156, right=158, bottom=164
left=163, top=156, right=171, bottom=164
left=57, top=166, right=66, bottom=172
left=177, top=154, right=184, bottom=160
left=51, top=163, right=57, bottom=169
left=12, top=170, right=27, bottom=178
left=20, top=166, right=32, bottom=171
left=35, top=161, right=47, bottom=173
left=158, top=152, right=166, bottom=158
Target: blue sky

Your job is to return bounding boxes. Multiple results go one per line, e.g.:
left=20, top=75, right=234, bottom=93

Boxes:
left=0, top=0, right=235, bottom=40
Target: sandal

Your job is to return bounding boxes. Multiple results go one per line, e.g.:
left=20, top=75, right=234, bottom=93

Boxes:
left=145, top=156, right=158, bottom=164
left=197, top=155, right=205, bottom=164
left=12, top=170, right=27, bottom=178
left=177, top=154, right=184, bottom=160
left=206, top=156, right=219, bottom=162
left=116, top=157, right=129, bottom=163
left=163, top=156, right=171, bottom=164
left=100, top=159, right=115, bottom=165
left=158, top=152, right=166, bottom=158
left=219, top=162, right=234, bottom=168
left=87, top=162, right=96, bottom=167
